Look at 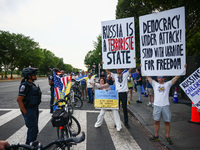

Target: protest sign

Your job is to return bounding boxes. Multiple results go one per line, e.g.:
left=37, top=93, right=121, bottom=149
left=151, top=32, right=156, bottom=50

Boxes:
left=101, top=17, right=136, bottom=69
left=180, top=67, right=200, bottom=109
left=139, top=7, right=186, bottom=76
left=94, top=90, right=118, bottom=109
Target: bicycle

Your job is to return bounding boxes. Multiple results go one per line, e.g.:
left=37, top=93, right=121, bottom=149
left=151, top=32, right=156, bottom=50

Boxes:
left=5, top=132, right=85, bottom=150
left=71, top=81, right=81, bottom=96
left=70, top=83, right=83, bottom=109
left=51, top=93, right=81, bottom=150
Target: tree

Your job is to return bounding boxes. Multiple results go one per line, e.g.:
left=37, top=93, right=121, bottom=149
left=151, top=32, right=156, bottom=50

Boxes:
left=0, top=31, right=39, bottom=78
left=84, top=35, right=102, bottom=73
left=39, top=49, right=60, bottom=75
left=0, top=30, right=82, bottom=77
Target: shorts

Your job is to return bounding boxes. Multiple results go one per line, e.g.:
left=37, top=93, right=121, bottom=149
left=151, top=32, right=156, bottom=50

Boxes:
left=128, top=87, right=133, bottom=90
left=146, top=88, right=154, bottom=95
left=81, top=84, right=86, bottom=91
left=153, top=105, right=171, bottom=122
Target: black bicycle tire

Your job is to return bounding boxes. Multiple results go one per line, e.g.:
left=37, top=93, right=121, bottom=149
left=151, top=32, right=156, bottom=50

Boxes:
left=56, top=127, right=71, bottom=150
left=73, top=96, right=83, bottom=108
left=68, top=115, right=81, bottom=136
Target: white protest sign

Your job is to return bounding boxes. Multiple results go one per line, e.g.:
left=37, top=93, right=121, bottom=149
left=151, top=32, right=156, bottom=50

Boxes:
left=139, top=7, right=186, bottom=76
left=101, top=17, right=136, bottom=69
left=180, top=67, right=200, bottom=109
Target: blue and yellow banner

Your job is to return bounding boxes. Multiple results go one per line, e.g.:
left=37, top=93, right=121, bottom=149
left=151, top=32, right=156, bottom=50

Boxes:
left=94, top=90, right=119, bottom=109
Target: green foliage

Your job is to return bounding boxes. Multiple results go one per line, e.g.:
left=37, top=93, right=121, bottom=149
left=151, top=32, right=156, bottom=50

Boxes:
left=84, top=35, right=102, bottom=73
left=0, top=30, right=81, bottom=77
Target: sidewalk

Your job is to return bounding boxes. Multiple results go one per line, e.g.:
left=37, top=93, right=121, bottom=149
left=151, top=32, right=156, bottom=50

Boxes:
left=127, top=92, right=200, bottom=150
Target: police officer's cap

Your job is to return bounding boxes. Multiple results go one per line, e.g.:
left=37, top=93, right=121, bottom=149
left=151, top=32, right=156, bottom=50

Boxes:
left=22, top=67, right=39, bottom=78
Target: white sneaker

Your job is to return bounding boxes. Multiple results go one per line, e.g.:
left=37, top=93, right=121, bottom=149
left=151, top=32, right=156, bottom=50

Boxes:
left=147, top=103, right=152, bottom=107
left=94, top=123, right=100, bottom=128
left=117, top=128, right=121, bottom=132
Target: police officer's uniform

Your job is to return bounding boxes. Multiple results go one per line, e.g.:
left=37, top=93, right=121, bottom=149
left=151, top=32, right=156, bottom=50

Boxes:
left=18, top=80, right=41, bottom=145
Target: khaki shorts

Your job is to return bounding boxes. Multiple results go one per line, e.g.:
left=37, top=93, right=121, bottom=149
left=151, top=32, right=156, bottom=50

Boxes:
left=146, top=88, right=154, bottom=95
left=153, top=105, right=171, bottom=122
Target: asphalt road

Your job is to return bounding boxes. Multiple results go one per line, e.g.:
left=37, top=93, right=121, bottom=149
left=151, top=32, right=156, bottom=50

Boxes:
left=0, top=78, right=165, bottom=150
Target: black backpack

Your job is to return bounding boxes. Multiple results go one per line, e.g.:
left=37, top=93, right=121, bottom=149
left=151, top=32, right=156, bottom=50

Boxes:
left=51, top=109, right=69, bottom=127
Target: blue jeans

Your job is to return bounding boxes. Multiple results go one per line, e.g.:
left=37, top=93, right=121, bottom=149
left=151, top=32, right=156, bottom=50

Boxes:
left=22, top=107, right=39, bottom=145
left=87, top=88, right=93, bottom=102
left=136, top=85, right=142, bottom=102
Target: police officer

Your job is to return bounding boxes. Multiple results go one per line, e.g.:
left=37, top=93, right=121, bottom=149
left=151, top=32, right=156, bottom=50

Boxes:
left=17, top=67, right=42, bottom=145
left=48, top=68, right=60, bottom=113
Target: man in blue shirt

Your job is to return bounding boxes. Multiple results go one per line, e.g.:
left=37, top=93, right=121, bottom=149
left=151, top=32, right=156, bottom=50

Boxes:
left=80, top=71, right=87, bottom=100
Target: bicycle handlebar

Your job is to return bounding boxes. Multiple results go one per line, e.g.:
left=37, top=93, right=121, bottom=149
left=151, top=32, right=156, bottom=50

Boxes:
left=5, top=132, right=85, bottom=150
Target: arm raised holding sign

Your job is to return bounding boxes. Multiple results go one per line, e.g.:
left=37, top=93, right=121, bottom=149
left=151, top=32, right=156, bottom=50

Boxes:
left=171, top=64, right=187, bottom=85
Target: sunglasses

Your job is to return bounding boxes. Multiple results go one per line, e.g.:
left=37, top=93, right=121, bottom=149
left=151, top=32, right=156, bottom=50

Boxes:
left=158, top=76, right=164, bottom=79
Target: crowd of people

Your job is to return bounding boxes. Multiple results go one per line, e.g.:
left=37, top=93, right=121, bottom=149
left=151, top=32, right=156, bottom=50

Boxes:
left=78, top=65, right=187, bottom=146
left=0, top=64, right=190, bottom=149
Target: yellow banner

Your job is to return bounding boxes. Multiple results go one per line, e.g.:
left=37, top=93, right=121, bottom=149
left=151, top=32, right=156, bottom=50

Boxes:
left=94, top=99, right=118, bottom=109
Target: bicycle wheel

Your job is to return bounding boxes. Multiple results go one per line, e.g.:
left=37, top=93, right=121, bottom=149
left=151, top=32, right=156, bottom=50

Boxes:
left=68, top=115, right=81, bottom=137
left=56, top=127, right=71, bottom=150
left=73, top=96, right=83, bottom=108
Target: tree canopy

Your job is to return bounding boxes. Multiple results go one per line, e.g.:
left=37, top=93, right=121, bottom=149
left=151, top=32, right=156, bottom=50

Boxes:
left=0, top=30, right=81, bottom=78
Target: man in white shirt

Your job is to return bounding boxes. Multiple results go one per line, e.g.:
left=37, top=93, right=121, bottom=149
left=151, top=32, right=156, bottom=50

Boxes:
left=87, top=73, right=94, bottom=104
left=146, top=75, right=181, bottom=145
left=106, top=68, right=133, bottom=128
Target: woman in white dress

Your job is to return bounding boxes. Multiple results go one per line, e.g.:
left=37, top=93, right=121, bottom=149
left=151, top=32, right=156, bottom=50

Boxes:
left=91, top=78, right=122, bottom=131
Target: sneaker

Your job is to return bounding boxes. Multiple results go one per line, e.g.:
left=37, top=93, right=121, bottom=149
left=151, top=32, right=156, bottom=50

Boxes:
left=94, top=123, right=100, bottom=128
left=147, top=103, right=152, bottom=107
left=149, top=136, right=159, bottom=142
left=166, top=137, right=173, bottom=145
left=117, top=128, right=121, bottom=132
left=136, top=100, right=142, bottom=103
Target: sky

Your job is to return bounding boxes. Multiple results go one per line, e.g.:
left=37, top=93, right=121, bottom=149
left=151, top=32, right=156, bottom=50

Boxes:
left=0, top=0, right=118, bottom=71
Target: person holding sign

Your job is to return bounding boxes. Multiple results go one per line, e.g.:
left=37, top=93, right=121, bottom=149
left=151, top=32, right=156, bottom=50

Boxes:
left=106, top=68, right=133, bottom=129
left=146, top=64, right=186, bottom=145
left=91, top=78, right=122, bottom=131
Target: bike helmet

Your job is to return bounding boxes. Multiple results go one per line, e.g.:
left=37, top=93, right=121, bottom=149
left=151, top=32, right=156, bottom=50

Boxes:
left=22, top=67, right=39, bottom=78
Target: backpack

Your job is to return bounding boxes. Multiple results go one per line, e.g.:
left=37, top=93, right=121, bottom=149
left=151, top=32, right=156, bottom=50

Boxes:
left=51, top=109, right=69, bottom=127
